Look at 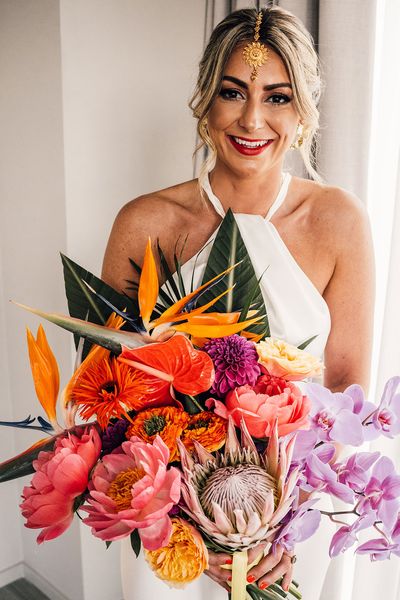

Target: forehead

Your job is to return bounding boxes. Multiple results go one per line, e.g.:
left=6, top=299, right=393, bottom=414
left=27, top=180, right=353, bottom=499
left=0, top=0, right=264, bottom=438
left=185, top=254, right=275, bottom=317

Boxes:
left=223, top=44, right=291, bottom=85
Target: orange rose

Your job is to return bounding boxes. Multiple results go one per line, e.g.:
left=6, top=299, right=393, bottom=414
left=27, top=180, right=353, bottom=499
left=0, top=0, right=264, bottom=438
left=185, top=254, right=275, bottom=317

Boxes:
left=208, top=378, right=311, bottom=438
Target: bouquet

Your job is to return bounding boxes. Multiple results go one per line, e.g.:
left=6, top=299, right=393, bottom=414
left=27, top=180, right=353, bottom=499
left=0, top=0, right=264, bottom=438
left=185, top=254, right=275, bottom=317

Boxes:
left=1, top=211, right=400, bottom=600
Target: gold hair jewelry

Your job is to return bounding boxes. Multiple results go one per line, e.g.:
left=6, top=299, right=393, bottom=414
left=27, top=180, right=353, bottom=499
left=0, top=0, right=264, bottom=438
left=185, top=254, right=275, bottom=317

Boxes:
left=290, top=123, right=305, bottom=149
left=242, top=11, right=269, bottom=81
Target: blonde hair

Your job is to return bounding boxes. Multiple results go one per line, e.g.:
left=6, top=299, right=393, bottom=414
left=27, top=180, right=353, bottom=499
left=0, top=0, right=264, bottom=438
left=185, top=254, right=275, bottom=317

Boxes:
left=189, top=6, right=322, bottom=183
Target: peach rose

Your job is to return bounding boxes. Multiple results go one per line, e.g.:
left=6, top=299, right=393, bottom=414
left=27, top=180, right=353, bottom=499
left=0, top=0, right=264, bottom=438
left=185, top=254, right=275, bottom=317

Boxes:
left=256, top=337, right=323, bottom=381
left=207, top=377, right=311, bottom=438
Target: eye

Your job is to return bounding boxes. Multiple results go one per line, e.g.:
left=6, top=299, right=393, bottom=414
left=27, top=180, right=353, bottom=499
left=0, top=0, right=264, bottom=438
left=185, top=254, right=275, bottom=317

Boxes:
left=267, top=93, right=292, bottom=105
left=219, top=88, right=245, bottom=101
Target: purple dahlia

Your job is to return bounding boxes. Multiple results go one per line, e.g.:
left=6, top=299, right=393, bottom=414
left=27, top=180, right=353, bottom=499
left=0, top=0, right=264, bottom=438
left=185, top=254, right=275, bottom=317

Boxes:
left=203, top=334, right=261, bottom=398
left=101, top=418, right=129, bottom=454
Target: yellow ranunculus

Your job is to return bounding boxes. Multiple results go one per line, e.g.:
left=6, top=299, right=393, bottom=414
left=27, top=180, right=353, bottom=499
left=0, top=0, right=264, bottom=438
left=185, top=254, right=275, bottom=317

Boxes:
left=145, top=518, right=208, bottom=588
left=256, top=337, right=324, bottom=381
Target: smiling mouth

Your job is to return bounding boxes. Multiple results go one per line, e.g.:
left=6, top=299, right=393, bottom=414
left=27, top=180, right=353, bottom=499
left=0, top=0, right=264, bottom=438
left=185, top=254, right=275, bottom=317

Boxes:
left=227, top=135, right=274, bottom=155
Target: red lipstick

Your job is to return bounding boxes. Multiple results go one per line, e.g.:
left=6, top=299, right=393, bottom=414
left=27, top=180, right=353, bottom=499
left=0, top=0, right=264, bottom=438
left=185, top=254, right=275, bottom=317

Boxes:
left=228, top=135, right=273, bottom=156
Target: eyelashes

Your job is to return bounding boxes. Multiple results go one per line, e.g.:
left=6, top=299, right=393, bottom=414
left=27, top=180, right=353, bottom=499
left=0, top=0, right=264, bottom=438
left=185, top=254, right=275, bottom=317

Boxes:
left=218, top=88, right=293, bottom=106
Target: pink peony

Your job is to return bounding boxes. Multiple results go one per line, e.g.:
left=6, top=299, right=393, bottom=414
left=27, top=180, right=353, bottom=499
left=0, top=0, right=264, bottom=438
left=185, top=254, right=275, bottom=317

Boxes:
left=20, top=426, right=101, bottom=544
left=81, top=435, right=181, bottom=550
left=207, top=377, right=311, bottom=438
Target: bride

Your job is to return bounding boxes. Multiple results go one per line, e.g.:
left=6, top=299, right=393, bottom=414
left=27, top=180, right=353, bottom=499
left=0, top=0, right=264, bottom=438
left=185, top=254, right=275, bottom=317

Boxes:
left=101, top=6, right=374, bottom=599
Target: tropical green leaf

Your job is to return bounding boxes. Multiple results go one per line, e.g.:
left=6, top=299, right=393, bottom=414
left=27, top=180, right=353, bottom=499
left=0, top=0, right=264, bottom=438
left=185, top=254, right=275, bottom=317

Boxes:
left=297, top=335, right=318, bottom=351
left=0, top=436, right=56, bottom=482
left=130, top=529, right=141, bottom=557
left=200, top=210, right=269, bottom=338
left=61, top=253, right=137, bottom=355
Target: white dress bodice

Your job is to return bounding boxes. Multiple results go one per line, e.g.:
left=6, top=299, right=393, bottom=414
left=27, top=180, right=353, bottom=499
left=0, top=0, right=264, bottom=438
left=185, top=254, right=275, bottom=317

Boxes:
left=121, top=172, right=334, bottom=600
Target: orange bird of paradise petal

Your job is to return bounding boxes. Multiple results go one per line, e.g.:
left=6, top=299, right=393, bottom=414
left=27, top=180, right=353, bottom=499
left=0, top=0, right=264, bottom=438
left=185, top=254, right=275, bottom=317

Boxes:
left=172, top=314, right=263, bottom=338
left=149, top=264, right=239, bottom=328
left=138, top=238, right=159, bottom=328
left=119, top=335, right=214, bottom=396
left=26, top=325, right=61, bottom=430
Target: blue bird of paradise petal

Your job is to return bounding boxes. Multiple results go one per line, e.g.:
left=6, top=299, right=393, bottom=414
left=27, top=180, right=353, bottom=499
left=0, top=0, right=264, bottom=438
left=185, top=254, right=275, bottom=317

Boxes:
left=0, top=415, right=54, bottom=433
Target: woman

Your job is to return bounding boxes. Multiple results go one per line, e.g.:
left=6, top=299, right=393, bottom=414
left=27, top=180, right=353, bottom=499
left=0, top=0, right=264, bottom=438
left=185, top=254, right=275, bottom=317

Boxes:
left=102, top=7, right=375, bottom=599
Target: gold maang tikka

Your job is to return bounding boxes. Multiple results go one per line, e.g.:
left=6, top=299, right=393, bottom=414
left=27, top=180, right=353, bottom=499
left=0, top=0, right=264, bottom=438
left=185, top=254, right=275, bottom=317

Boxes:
left=242, top=11, right=269, bottom=81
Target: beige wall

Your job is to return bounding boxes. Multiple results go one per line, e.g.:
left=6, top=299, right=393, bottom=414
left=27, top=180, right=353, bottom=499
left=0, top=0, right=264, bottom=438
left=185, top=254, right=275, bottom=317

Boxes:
left=0, top=1, right=206, bottom=598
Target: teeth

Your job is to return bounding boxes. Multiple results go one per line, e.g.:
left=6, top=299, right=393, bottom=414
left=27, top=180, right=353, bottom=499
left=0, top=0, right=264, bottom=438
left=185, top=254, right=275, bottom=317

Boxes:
left=233, top=136, right=269, bottom=148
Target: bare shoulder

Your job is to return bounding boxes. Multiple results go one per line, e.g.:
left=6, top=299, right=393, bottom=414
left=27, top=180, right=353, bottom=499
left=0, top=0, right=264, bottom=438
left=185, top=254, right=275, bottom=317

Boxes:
left=294, top=177, right=371, bottom=248
left=102, top=179, right=199, bottom=291
left=113, top=179, right=199, bottom=238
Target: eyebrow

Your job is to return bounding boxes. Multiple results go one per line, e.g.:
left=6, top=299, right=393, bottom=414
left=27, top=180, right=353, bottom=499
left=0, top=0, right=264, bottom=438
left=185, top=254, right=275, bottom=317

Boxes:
left=222, top=75, right=292, bottom=91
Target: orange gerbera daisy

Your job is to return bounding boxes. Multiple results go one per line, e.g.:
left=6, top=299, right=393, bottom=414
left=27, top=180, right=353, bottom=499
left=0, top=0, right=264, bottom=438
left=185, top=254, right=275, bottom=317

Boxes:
left=126, top=406, right=190, bottom=462
left=181, top=411, right=227, bottom=453
left=72, top=356, right=151, bottom=428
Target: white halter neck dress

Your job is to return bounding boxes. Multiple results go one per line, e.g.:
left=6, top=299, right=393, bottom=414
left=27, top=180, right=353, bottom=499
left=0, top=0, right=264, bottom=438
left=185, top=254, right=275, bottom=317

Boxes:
left=121, top=172, right=334, bottom=600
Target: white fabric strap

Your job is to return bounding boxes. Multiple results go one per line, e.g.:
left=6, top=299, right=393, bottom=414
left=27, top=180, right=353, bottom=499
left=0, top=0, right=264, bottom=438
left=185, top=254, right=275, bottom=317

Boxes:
left=202, top=172, right=292, bottom=221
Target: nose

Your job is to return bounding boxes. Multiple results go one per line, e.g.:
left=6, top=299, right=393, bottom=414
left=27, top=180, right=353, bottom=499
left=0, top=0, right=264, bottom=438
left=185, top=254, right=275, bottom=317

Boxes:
left=238, top=98, right=266, bottom=133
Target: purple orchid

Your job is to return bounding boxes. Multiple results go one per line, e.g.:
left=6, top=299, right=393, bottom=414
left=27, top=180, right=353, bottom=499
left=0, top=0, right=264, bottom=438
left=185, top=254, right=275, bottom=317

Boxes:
left=274, top=498, right=321, bottom=553
left=305, top=383, right=364, bottom=446
left=335, top=451, right=380, bottom=492
left=304, top=453, right=355, bottom=503
left=356, top=537, right=400, bottom=561
left=357, top=456, right=400, bottom=531
left=367, top=376, right=400, bottom=439
left=329, top=513, right=376, bottom=557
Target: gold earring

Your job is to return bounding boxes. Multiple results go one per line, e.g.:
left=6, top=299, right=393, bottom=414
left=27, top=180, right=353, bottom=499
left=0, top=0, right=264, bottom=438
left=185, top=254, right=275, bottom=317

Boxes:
left=290, top=124, right=305, bottom=149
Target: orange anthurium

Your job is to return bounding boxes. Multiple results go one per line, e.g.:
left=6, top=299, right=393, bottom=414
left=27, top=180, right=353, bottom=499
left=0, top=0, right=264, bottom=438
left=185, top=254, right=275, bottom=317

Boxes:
left=26, top=325, right=62, bottom=432
left=119, top=335, right=214, bottom=396
left=138, top=238, right=159, bottom=328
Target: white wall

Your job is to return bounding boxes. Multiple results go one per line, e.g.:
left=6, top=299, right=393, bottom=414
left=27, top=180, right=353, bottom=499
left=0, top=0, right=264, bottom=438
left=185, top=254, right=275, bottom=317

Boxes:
left=0, top=1, right=206, bottom=598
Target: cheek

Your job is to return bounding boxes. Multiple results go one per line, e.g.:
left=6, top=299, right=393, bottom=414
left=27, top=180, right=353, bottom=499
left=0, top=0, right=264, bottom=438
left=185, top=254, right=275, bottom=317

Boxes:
left=207, top=100, right=238, bottom=131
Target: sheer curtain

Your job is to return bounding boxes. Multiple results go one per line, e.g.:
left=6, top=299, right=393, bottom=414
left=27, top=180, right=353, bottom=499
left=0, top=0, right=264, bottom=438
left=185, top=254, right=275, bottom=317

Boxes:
left=202, top=1, right=400, bottom=599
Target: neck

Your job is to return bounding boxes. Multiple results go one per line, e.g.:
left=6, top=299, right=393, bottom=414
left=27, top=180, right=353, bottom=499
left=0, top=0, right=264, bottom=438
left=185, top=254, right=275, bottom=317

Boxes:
left=208, top=161, right=285, bottom=217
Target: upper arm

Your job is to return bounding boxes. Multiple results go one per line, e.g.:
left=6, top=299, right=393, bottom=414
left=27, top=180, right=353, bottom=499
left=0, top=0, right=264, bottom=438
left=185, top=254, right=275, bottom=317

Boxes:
left=322, top=192, right=375, bottom=393
left=101, top=197, right=156, bottom=295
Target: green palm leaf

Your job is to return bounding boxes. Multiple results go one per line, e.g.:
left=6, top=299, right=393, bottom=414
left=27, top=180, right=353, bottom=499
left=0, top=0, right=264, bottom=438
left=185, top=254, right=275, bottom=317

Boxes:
left=61, top=253, right=137, bottom=356
left=200, top=210, right=269, bottom=338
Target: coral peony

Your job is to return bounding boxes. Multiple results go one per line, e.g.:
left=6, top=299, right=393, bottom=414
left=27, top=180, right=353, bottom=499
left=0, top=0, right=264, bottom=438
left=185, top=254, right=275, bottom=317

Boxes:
left=181, top=411, right=227, bottom=453
left=145, top=517, right=208, bottom=587
left=126, top=406, right=190, bottom=462
left=207, top=380, right=311, bottom=438
left=20, top=426, right=101, bottom=543
left=256, top=338, right=323, bottom=381
left=81, top=436, right=181, bottom=550
left=203, top=334, right=261, bottom=397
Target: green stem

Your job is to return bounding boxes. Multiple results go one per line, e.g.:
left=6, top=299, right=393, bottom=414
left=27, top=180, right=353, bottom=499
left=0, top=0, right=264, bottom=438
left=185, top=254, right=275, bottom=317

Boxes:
left=188, top=395, right=204, bottom=412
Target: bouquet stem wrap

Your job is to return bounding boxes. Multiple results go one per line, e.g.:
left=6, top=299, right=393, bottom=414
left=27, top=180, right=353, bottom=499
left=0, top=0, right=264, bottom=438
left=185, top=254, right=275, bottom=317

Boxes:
left=231, top=549, right=249, bottom=600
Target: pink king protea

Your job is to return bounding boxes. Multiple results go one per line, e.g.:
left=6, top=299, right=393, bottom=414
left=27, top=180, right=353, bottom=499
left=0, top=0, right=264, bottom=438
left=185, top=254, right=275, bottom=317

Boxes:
left=178, top=418, right=300, bottom=550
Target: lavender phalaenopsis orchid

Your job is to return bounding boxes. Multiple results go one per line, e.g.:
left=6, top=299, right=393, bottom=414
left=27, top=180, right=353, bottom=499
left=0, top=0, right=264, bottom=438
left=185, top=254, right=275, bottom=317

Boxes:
left=274, top=498, right=321, bottom=553
left=356, top=538, right=400, bottom=561
left=329, top=513, right=376, bottom=557
left=304, top=453, right=355, bottom=503
left=365, top=376, right=400, bottom=439
left=305, top=383, right=365, bottom=446
left=357, top=456, right=400, bottom=531
left=335, top=451, right=380, bottom=492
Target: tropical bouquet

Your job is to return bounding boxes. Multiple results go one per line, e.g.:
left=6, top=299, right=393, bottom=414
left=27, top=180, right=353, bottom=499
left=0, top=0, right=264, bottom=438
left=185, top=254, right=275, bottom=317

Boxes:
left=1, top=211, right=400, bottom=600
